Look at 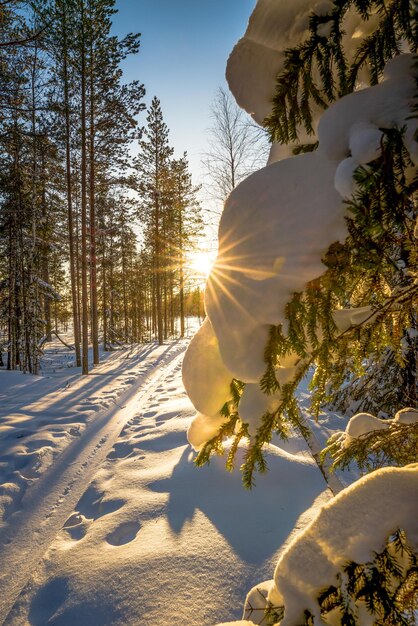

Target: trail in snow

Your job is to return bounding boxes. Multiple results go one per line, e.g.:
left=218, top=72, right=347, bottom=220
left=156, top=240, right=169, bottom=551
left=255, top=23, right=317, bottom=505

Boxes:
left=0, top=341, right=186, bottom=623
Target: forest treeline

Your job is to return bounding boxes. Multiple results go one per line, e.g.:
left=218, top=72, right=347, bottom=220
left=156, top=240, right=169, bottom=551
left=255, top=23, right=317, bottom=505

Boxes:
left=0, top=0, right=203, bottom=375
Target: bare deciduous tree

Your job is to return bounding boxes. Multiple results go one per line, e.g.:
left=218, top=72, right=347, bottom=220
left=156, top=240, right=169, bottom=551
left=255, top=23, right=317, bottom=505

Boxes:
left=202, top=86, right=269, bottom=207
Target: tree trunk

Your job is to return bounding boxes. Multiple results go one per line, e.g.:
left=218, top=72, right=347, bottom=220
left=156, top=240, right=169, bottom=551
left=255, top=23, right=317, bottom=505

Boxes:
left=155, top=195, right=163, bottom=345
left=61, top=1, right=81, bottom=366
left=80, top=0, right=89, bottom=375
left=179, top=213, right=185, bottom=338
left=89, top=26, right=99, bottom=365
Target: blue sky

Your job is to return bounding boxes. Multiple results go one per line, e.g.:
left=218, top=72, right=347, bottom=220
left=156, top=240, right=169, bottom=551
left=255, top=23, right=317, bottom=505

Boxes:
left=112, top=0, right=255, bottom=186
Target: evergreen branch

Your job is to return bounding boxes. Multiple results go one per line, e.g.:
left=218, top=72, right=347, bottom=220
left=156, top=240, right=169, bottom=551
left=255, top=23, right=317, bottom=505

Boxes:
left=265, top=0, right=413, bottom=143
left=322, top=421, right=418, bottom=471
left=194, top=413, right=240, bottom=468
left=0, top=24, right=48, bottom=48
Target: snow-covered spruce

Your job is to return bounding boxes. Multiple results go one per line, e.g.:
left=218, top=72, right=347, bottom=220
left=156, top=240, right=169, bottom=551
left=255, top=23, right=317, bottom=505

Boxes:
left=182, top=53, right=418, bottom=449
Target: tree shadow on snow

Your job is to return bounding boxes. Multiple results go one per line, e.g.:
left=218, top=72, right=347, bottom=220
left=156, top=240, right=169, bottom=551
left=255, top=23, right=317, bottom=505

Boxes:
left=27, top=576, right=123, bottom=626
left=149, top=445, right=327, bottom=564
left=28, top=576, right=69, bottom=625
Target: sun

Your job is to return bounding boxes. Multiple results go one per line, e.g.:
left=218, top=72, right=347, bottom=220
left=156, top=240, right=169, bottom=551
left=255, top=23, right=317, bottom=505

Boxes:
left=189, top=250, right=214, bottom=280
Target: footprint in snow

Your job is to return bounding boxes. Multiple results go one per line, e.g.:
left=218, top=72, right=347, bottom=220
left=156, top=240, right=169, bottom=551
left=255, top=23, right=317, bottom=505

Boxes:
left=63, top=512, right=88, bottom=540
left=50, top=431, right=67, bottom=438
left=107, top=441, right=136, bottom=460
left=105, top=521, right=140, bottom=546
left=76, top=487, right=125, bottom=520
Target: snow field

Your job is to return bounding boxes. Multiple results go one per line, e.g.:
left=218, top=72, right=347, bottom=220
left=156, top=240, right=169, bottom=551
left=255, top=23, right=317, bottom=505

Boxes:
left=3, top=343, right=331, bottom=625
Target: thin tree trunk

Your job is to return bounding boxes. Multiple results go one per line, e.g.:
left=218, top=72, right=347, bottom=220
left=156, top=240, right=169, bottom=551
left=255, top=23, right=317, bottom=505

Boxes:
left=155, top=195, right=163, bottom=345
left=102, top=237, right=108, bottom=350
left=62, top=1, right=81, bottom=367
left=121, top=236, right=128, bottom=341
left=109, top=235, right=115, bottom=336
left=89, top=21, right=99, bottom=365
left=29, top=38, right=39, bottom=374
left=40, top=146, right=52, bottom=339
left=179, top=213, right=185, bottom=338
left=170, top=271, right=174, bottom=337
left=80, top=0, right=89, bottom=375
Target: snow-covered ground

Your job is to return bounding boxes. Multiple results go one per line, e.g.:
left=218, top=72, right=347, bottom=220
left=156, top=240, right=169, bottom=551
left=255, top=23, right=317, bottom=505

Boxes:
left=0, top=331, right=343, bottom=625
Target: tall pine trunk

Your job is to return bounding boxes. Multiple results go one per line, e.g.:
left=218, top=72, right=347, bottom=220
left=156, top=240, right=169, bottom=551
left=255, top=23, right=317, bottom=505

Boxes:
left=80, top=0, right=89, bottom=375
left=155, top=194, right=163, bottom=345
left=89, top=25, right=99, bottom=365
left=61, top=1, right=81, bottom=365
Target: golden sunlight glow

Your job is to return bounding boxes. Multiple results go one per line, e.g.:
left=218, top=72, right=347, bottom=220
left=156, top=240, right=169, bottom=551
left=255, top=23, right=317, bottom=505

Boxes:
left=189, top=250, right=214, bottom=279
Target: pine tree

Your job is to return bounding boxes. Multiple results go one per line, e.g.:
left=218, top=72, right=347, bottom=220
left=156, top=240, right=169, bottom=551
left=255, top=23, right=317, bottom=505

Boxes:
left=135, top=97, right=174, bottom=345
left=42, top=0, right=144, bottom=369
left=0, top=0, right=65, bottom=374
left=169, top=154, right=202, bottom=338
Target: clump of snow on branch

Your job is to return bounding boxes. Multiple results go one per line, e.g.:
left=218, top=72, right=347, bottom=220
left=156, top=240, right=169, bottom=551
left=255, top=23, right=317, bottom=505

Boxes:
left=216, top=622, right=256, bottom=626
left=330, top=407, right=418, bottom=448
left=182, top=318, right=232, bottom=418
left=345, top=412, right=390, bottom=439
left=394, top=407, right=418, bottom=424
left=225, top=0, right=380, bottom=167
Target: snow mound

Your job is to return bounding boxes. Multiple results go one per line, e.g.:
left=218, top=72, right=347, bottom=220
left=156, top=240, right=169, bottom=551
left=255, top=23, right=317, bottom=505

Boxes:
left=269, top=464, right=418, bottom=625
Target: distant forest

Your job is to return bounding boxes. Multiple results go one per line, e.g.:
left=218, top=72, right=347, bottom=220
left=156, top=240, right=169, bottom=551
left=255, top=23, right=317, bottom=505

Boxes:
left=0, top=0, right=204, bottom=375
